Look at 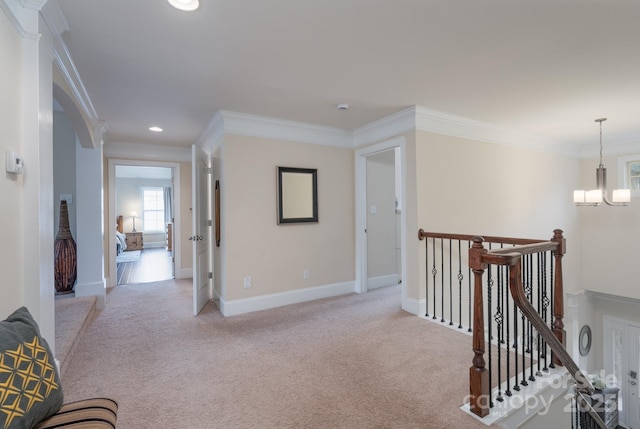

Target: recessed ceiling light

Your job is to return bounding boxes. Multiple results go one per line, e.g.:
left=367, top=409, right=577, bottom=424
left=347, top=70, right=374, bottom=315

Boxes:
left=168, top=0, right=199, bottom=11
left=149, top=126, right=163, bottom=132
left=337, top=103, right=350, bottom=110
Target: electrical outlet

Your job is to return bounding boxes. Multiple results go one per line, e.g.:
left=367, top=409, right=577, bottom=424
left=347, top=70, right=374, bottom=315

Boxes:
left=243, top=277, right=252, bottom=288
left=303, top=270, right=310, bottom=280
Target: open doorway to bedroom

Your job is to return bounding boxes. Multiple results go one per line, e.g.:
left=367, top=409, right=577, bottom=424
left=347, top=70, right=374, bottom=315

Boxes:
left=108, top=160, right=182, bottom=286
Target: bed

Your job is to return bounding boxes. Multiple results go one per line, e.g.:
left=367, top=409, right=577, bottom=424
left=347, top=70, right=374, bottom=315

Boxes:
left=116, top=215, right=127, bottom=254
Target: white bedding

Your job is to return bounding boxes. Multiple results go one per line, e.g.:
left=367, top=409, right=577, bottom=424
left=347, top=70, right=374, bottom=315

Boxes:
left=116, top=230, right=127, bottom=253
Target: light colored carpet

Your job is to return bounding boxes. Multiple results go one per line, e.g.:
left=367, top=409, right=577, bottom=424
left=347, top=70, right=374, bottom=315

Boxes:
left=115, top=250, right=141, bottom=264
left=54, top=294, right=96, bottom=378
left=61, top=280, right=494, bottom=429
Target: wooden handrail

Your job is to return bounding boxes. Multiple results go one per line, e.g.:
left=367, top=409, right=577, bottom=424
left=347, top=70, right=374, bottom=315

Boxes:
left=467, top=231, right=605, bottom=428
left=418, top=229, right=547, bottom=246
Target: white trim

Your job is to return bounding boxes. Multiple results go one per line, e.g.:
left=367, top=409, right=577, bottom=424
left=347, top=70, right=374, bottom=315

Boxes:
left=618, top=153, right=640, bottom=198
left=220, top=281, right=356, bottom=317
left=1, top=0, right=40, bottom=39
left=355, top=136, right=408, bottom=315
left=402, top=296, right=423, bottom=317
left=213, top=110, right=353, bottom=148
left=587, top=290, right=640, bottom=307
left=176, top=267, right=193, bottom=280
left=104, top=142, right=191, bottom=162
left=41, top=0, right=105, bottom=149
left=414, top=106, right=575, bottom=157
left=353, top=107, right=417, bottom=147
left=367, top=274, right=399, bottom=290
left=75, top=280, right=106, bottom=309
left=107, top=159, right=183, bottom=287
left=459, top=367, right=570, bottom=428
left=352, top=106, right=577, bottom=156
left=580, top=139, right=640, bottom=159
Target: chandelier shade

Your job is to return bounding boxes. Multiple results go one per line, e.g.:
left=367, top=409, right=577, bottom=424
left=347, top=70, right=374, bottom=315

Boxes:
left=574, top=118, right=630, bottom=207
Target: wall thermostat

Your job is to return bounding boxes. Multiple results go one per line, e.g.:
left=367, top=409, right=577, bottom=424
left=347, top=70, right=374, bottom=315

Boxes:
left=5, top=151, right=25, bottom=174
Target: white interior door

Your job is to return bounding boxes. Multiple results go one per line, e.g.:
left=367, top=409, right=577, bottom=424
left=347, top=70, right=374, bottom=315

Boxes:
left=629, top=325, right=640, bottom=429
left=603, top=317, right=640, bottom=428
left=192, top=145, right=211, bottom=315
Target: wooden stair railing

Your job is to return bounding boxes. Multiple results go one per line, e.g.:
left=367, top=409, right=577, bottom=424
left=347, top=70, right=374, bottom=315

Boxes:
left=468, top=232, right=607, bottom=428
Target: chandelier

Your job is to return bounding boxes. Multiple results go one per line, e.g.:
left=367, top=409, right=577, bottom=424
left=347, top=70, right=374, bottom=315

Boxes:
left=573, top=118, right=630, bottom=206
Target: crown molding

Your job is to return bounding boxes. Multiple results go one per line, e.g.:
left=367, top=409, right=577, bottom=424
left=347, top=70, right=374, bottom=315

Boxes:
left=20, top=0, right=46, bottom=9
left=41, top=0, right=105, bottom=148
left=353, top=107, right=416, bottom=147
left=213, top=110, right=353, bottom=148
left=353, top=105, right=579, bottom=157
left=1, top=0, right=40, bottom=39
left=579, top=139, right=640, bottom=159
left=196, top=110, right=225, bottom=153
left=413, top=106, right=578, bottom=157
left=104, top=142, right=191, bottom=162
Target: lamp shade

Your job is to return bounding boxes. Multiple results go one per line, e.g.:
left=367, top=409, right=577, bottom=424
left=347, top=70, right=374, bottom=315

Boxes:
left=612, top=189, right=631, bottom=203
left=585, top=190, right=603, bottom=204
left=573, top=190, right=586, bottom=204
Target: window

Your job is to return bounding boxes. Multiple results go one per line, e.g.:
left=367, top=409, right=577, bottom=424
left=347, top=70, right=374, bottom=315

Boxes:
left=619, top=155, right=640, bottom=197
left=628, top=160, right=640, bottom=191
left=142, top=187, right=164, bottom=232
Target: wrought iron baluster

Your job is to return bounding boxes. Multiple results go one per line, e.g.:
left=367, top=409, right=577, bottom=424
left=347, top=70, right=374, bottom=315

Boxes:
left=494, top=264, right=504, bottom=403
left=505, top=265, right=512, bottom=398
left=425, top=237, right=429, bottom=317
left=457, top=240, right=463, bottom=329
left=432, top=238, right=437, bottom=320
left=449, top=239, right=453, bottom=326
left=520, top=256, right=528, bottom=387
left=468, top=241, right=472, bottom=332
left=440, top=238, right=445, bottom=323
left=527, top=254, right=535, bottom=383
left=549, top=250, right=556, bottom=369
left=487, top=261, right=494, bottom=408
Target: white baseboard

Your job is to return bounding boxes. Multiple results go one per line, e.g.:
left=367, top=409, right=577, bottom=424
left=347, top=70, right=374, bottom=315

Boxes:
left=75, top=280, right=106, bottom=309
left=220, top=281, right=356, bottom=316
left=402, top=296, right=423, bottom=316
left=143, top=242, right=166, bottom=249
left=176, top=268, right=193, bottom=279
left=367, top=274, right=399, bottom=290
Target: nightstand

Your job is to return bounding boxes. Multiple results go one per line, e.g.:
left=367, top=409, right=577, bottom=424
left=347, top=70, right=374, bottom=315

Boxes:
left=125, top=232, right=143, bottom=251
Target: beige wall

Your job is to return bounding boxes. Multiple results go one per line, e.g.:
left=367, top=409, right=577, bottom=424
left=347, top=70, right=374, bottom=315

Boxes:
left=0, top=10, right=24, bottom=318
left=577, top=153, right=640, bottom=300
left=414, top=130, right=581, bottom=299
left=222, top=134, right=354, bottom=301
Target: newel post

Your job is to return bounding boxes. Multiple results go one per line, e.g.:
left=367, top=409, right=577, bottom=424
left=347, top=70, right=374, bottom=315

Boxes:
left=469, top=236, right=489, bottom=417
left=551, top=229, right=566, bottom=367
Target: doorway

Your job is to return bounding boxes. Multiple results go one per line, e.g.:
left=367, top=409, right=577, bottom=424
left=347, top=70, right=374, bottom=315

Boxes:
left=365, top=148, right=401, bottom=289
left=603, top=316, right=640, bottom=428
left=355, top=136, right=407, bottom=308
left=107, top=159, right=183, bottom=287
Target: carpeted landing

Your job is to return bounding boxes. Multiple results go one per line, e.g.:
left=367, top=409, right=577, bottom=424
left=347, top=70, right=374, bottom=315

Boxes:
left=61, top=280, right=495, bottom=429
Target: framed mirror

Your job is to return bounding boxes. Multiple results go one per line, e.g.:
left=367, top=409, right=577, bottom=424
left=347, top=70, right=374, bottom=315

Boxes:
left=277, top=166, right=318, bottom=224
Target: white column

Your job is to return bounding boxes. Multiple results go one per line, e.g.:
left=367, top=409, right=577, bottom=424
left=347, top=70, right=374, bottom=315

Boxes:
left=9, top=0, right=56, bottom=349
left=75, top=141, right=106, bottom=308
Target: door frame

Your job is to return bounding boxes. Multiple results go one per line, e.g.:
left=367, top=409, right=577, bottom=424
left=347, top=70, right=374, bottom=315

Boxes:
left=355, top=136, right=407, bottom=308
left=603, top=315, right=640, bottom=428
left=107, top=158, right=182, bottom=287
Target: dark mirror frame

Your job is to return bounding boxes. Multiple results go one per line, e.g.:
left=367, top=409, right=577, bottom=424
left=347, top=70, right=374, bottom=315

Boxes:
left=277, top=166, right=318, bottom=224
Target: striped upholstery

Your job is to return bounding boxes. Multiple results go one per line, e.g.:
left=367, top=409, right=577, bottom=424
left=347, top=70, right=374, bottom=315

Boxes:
left=34, top=398, right=118, bottom=429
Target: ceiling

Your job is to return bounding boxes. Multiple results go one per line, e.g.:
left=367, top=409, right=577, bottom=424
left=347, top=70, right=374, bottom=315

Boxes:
left=54, top=0, right=640, bottom=153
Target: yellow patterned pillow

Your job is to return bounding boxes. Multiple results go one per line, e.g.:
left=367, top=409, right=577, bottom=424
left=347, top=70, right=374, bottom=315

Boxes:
left=0, top=307, right=63, bottom=429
